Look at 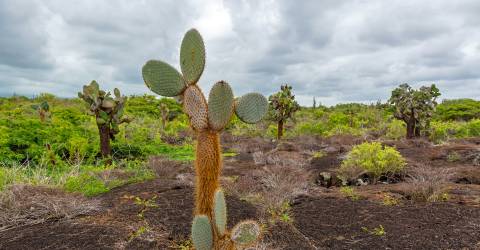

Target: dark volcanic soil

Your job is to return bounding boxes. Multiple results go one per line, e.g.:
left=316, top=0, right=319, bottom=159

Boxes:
left=1, top=135, right=480, bottom=249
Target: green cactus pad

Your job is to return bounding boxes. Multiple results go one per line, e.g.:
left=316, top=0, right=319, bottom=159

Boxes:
left=191, top=215, right=213, bottom=250
left=213, top=189, right=227, bottom=236
left=142, top=60, right=186, bottom=97
left=231, top=220, right=261, bottom=246
left=235, top=93, right=268, bottom=123
left=180, top=29, right=205, bottom=85
left=208, top=81, right=234, bottom=130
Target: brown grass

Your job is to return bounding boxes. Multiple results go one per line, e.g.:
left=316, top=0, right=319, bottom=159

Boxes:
left=0, top=185, right=99, bottom=232
left=404, top=166, right=453, bottom=202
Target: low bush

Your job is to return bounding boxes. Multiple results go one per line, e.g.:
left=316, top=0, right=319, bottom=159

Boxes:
left=339, top=142, right=406, bottom=183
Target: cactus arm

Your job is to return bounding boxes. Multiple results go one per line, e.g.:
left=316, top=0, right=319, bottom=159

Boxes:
left=235, top=93, right=268, bottom=124
left=142, top=60, right=187, bottom=97
left=180, top=28, right=205, bottom=85
left=213, top=189, right=227, bottom=236
left=207, top=81, right=234, bottom=131
left=191, top=215, right=213, bottom=250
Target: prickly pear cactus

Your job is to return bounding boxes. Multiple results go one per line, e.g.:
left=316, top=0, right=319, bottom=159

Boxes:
left=31, top=101, right=50, bottom=122
left=78, top=81, right=131, bottom=161
left=142, top=28, right=266, bottom=249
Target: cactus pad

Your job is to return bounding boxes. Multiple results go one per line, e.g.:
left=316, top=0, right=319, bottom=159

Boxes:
left=142, top=60, right=186, bottom=97
left=213, top=189, right=227, bottom=236
left=235, top=93, right=268, bottom=123
left=183, top=85, right=209, bottom=130
left=180, top=29, right=205, bottom=85
left=231, top=220, right=261, bottom=246
left=191, top=215, right=213, bottom=250
left=208, top=81, right=234, bottom=130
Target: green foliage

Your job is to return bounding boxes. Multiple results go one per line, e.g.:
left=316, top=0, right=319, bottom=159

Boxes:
left=429, top=119, right=480, bottom=143
left=385, top=120, right=406, bottom=140
left=389, top=83, right=440, bottom=137
left=64, top=172, right=109, bottom=197
left=339, top=142, right=406, bottom=183
left=435, top=98, right=480, bottom=121
left=340, top=186, right=360, bottom=201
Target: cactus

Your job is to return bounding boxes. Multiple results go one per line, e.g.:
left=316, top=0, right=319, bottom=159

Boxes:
left=159, top=102, right=169, bottom=131
left=268, top=84, right=300, bottom=139
left=389, top=83, right=440, bottom=138
left=78, top=81, right=131, bottom=163
left=31, top=101, right=50, bottom=122
left=142, top=28, right=266, bottom=249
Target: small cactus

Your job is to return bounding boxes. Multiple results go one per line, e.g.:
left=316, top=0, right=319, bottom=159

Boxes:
left=31, top=101, right=50, bottom=122
left=268, top=84, right=300, bottom=139
left=159, top=102, right=170, bottom=131
left=78, top=81, right=131, bottom=163
left=142, top=28, right=266, bottom=249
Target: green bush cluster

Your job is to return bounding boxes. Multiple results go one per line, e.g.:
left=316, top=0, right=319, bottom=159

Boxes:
left=339, top=142, right=406, bottom=183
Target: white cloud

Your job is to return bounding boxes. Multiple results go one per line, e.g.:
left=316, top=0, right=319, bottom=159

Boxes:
left=0, top=0, right=479, bottom=106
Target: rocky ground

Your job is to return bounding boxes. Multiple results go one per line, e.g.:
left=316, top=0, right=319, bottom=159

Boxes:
left=1, top=135, right=479, bottom=249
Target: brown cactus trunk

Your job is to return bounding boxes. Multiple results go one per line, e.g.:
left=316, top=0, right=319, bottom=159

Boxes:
left=195, top=131, right=222, bottom=218
left=406, top=119, right=415, bottom=139
left=277, top=120, right=284, bottom=139
left=98, top=124, right=112, bottom=164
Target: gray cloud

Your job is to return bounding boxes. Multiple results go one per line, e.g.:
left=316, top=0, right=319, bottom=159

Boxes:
left=0, top=0, right=479, bottom=105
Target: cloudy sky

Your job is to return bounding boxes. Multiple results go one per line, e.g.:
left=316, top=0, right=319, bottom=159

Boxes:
left=0, top=0, right=479, bottom=106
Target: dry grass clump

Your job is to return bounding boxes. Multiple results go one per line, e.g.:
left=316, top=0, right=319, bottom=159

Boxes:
left=404, top=166, right=452, bottom=202
left=0, top=184, right=100, bottom=232
left=147, top=156, right=189, bottom=179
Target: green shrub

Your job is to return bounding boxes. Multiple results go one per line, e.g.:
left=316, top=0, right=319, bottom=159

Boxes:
left=64, top=173, right=109, bottom=197
left=385, top=120, right=405, bottom=140
left=339, top=142, right=406, bottom=183
left=435, top=98, right=480, bottom=121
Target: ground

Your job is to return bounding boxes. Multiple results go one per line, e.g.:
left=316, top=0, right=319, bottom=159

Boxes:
left=1, top=135, right=479, bottom=249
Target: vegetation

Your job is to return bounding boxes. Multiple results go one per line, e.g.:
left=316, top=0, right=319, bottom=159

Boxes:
left=78, top=81, right=131, bottom=163
left=389, top=83, right=440, bottom=138
left=268, top=84, right=300, bottom=139
left=435, top=98, right=480, bottom=121
left=141, top=28, right=267, bottom=249
left=339, top=142, right=406, bottom=184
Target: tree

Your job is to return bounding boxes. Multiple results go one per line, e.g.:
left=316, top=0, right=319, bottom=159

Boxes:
left=268, top=84, right=300, bottom=139
left=389, top=83, right=440, bottom=139
left=78, top=81, right=131, bottom=163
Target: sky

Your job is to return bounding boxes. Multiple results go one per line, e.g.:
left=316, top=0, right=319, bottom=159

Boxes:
left=0, top=0, right=479, bottom=106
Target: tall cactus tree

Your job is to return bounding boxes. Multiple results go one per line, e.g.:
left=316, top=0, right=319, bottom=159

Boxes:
left=268, top=84, right=300, bottom=139
left=142, top=28, right=267, bottom=250
left=389, top=83, right=440, bottom=138
left=78, top=81, right=131, bottom=163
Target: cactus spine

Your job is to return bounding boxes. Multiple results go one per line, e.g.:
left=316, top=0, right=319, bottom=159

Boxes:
left=78, top=81, right=131, bottom=163
left=142, top=28, right=267, bottom=249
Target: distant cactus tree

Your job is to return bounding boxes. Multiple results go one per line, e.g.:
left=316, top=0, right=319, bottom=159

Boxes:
left=159, top=102, right=169, bottom=131
left=389, top=83, right=440, bottom=139
left=142, top=28, right=267, bottom=249
left=313, top=96, right=316, bottom=109
left=31, top=101, right=50, bottom=122
left=78, top=81, right=131, bottom=162
left=268, top=84, right=300, bottom=139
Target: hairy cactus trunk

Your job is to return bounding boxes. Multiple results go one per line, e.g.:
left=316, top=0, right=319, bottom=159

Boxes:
left=98, top=124, right=112, bottom=163
left=195, top=131, right=222, bottom=218
left=277, top=120, right=284, bottom=139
